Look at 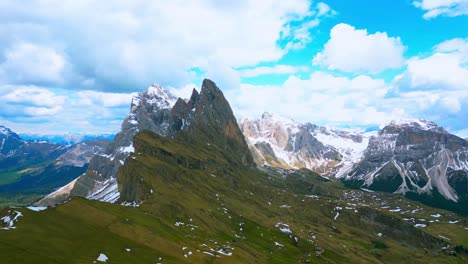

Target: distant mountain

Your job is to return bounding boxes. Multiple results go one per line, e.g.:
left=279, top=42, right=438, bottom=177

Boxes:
left=240, top=115, right=468, bottom=215
left=239, top=113, right=369, bottom=176
left=19, top=133, right=114, bottom=145
left=342, top=119, right=468, bottom=215
left=0, top=126, right=109, bottom=207
left=38, top=79, right=253, bottom=206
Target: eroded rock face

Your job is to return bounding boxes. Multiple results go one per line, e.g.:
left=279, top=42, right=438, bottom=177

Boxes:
left=239, top=113, right=368, bottom=176
left=55, top=140, right=109, bottom=167
left=343, top=120, right=468, bottom=214
left=189, top=79, right=254, bottom=167
left=38, top=79, right=253, bottom=205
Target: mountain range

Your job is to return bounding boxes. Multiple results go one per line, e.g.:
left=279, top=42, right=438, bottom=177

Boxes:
left=0, top=79, right=467, bottom=263
left=19, top=133, right=115, bottom=146
left=0, top=126, right=109, bottom=207
left=240, top=114, right=468, bottom=215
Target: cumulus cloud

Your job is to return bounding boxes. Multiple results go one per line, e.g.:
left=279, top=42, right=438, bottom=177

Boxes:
left=228, top=35, right=468, bottom=131
left=0, top=86, right=65, bottom=118
left=400, top=53, right=468, bottom=89
left=0, top=85, right=135, bottom=134
left=0, top=0, right=332, bottom=92
left=0, top=43, right=66, bottom=84
left=313, top=23, right=406, bottom=73
left=389, top=37, right=468, bottom=128
left=413, top=0, right=468, bottom=19
left=225, top=72, right=403, bottom=127
left=395, top=38, right=468, bottom=91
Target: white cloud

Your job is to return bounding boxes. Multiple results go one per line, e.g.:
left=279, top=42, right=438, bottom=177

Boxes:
left=168, top=83, right=198, bottom=100
left=0, top=85, right=135, bottom=134
left=0, top=0, right=331, bottom=91
left=77, top=90, right=137, bottom=107
left=205, top=64, right=241, bottom=90
left=402, top=53, right=468, bottom=89
left=317, top=2, right=334, bottom=17
left=435, top=38, right=468, bottom=62
left=414, top=0, right=468, bottom=19
left=0, top=85, right=65, bottom=117
left=395, top=38, right=468, bottom=92
left=313, top=23, right=406, bottom=73
left=239, top=65, right=308, bottom=77
left=282, top=2, right=335, bottom=50
left=0, top=86, right=65, bottom=108
left=387, top=37, right=468, bottom=129
left=226, top=71, right=401, bottom=127
left=23, top=106, right=63, bottom=116
left=0, top=43, right=66, bottom=84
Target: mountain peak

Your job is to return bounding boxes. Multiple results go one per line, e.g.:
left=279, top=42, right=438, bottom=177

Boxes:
left=261, top=112, right=296, bottom=125
left=192, top=79, right=255, bottom=166
left=385, top=119, right=447, bottom=133
left=0, top=126, right=12, bottom=135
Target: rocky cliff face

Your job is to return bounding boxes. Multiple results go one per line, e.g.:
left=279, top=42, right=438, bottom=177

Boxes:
left=239, top=113, right=368, bottom=176
left=38, top=79, right=253, bottom=206
left=55, top=140, right=109, bottom=167
left=342, top=120, right=468, bottom=214
left=189, top=79, right=254, bottom=167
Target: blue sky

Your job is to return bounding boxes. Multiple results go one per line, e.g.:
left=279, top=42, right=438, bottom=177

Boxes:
left=0, top=0, right=467, bottom=137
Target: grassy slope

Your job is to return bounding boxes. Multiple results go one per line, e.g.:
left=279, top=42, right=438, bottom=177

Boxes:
left=0, top=131, right=467, bottom=263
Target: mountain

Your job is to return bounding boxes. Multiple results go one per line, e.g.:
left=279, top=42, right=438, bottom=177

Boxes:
left=2, top=80, right=467, bottom=263
left=239, top=113, right=369, bottom=176
left=38, top=79, right=253, bottom=206
left=0, top=126, right=109, bottom=208
left=19, top=133, right=115, bottom=145
left=341, top=119, right=468, bottom=215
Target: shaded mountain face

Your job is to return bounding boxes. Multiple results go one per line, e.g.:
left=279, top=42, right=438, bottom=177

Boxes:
left=0, top=126, right=109, bottom=207
left=38, top=79, right=253, bottom=206
left=342, top=120, right=468, bottom=215
left=239, top=113, right=368, bottom=176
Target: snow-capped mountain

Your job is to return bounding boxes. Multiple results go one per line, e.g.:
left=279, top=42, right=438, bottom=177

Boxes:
left=38, top=84, right=178, bottom=205
left=0, top=125, right=109, bottom=206
left=39, top=80, right=253, bottom=206
left=239, top=113, right=370, bottom=176
left=0, top=126, right=28, bottom=157
left=342, top=119, right=468, bottom=214
left=0, top=125, right=66, bottom=162
left=240, top=115, right=468, bottom=214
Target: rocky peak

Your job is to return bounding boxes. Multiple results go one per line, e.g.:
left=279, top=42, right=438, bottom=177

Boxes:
left=343, top=119, right=468, bottom=214
left=0, top=126, right=24, bottom=155
left=39, top=79, right=254, bottom=205
left=190, top=79, right=254, bottom=166
left=239, top=114, right=369, bottom=176
left=382, top=119, right=447, bottom=134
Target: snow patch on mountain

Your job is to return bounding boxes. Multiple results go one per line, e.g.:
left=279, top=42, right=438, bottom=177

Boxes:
left=240, top=112, right=369, bottom=176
